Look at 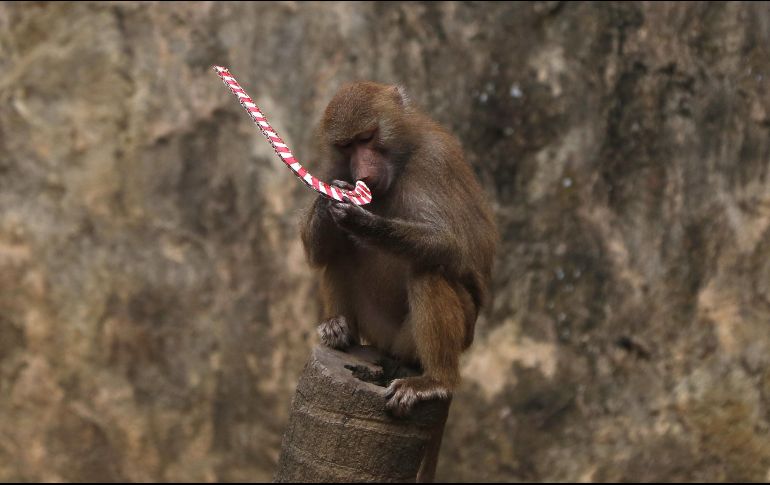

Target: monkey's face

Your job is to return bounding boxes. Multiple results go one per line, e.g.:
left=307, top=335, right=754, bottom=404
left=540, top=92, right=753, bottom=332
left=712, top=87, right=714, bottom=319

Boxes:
left=320, top=82, right=414, bottom=196
left=335, top=128, right=393, bottom=195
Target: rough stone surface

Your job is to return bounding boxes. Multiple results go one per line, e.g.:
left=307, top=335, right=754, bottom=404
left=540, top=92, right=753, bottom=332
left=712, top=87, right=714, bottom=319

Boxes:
left=0, top=1, right=769, bottom=482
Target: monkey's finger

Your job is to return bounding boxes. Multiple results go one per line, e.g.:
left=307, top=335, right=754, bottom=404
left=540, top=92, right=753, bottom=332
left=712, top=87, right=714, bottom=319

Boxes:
left=385, top=385, right=418, bottom=417
left=331, top=179, right=355, bottom=191
left=328, top=202, right=350, bottom=223
left=384, top=384, right=397, bottom=400
left=341, top=200, right=368, bottom=217
left=384, top=378, right=404, bottom=400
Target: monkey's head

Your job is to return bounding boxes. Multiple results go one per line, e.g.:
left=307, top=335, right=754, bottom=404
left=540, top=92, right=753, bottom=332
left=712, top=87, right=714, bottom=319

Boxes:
left=319, top=82, right=416, bottom=196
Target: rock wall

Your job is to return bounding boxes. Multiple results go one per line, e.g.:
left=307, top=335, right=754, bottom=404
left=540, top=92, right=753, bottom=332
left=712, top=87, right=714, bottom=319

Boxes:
left=0, top=2, right=768, bottom=481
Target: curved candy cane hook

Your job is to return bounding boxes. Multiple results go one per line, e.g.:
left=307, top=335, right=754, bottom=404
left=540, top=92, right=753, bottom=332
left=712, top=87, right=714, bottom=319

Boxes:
left=212, top=66, right=372, bottom=206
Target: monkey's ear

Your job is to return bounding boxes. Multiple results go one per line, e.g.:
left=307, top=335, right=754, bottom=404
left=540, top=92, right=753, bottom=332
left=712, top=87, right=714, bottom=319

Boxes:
left=392, top=85, right=410, bottom=109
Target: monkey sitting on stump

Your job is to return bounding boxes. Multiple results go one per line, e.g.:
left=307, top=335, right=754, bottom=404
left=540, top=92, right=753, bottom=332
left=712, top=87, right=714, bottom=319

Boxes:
left=301, top=82, right=497, bottom=416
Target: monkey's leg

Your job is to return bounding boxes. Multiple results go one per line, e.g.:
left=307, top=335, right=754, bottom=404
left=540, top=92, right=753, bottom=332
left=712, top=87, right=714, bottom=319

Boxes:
left=385, top=274, right=465, bottom=416
left=317, top=266, right=359, bottom=350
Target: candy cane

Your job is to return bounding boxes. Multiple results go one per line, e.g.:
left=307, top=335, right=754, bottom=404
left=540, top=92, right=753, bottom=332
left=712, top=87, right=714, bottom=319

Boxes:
left=212, top=66, right=372, bottom=206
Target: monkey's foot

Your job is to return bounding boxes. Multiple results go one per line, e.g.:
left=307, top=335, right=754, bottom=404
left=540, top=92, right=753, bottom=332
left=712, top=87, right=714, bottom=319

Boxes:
left=317, top=316, right=353, bottom=350
left=384, top=376, right=451, bottom=417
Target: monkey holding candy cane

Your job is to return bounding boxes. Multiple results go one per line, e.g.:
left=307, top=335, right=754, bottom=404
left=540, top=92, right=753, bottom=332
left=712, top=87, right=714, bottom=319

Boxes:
left=213, top=67, right=497, bottom=417
left=302, top=82, right=497, bottom=416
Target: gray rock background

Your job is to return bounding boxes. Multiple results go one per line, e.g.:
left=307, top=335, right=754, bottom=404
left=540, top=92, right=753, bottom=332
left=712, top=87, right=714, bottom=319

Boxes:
left=0, top=1, right=769, bottom=481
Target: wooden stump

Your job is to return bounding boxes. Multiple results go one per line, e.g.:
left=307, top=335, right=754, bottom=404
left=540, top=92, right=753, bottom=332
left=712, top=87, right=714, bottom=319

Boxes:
left=274, top=345, right=451, bottom=483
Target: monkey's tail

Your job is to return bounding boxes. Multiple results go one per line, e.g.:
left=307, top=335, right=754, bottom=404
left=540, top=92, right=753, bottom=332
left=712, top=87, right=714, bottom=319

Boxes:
left=416, top=396, right=451, bottom=483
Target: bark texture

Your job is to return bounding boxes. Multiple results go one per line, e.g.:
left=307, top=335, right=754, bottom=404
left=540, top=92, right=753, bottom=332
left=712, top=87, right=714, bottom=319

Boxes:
left=274, top=346, right=449, bottom=483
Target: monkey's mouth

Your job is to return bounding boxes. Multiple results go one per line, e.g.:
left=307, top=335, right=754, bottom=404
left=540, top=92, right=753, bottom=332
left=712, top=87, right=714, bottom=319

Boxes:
left=356, top=174, right=390, bottom=196
left=355, top=177, right=376, bottom=193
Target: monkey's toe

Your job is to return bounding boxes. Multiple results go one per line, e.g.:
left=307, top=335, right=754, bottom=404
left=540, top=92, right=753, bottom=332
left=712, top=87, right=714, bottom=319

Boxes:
left=384, top=377, right=451, bottom=417
left=317, top=316, right=353, bottom=350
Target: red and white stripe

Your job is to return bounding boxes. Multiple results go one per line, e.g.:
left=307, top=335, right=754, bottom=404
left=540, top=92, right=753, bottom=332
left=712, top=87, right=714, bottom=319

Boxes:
left=213, top=66, right=372, bottom=206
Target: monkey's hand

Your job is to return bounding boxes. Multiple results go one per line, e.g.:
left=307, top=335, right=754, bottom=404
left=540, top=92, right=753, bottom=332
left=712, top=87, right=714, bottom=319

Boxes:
left=328, top=201, right=377, bottom=233
left=385, top=376, right=451, bottom=417
left=331, top=179, right=355, bottom=191
left=316, top=180, right=359, bottom=222
left=302, top=182, right=360, bottom=266
left=317, top=315, right=354, bottom=350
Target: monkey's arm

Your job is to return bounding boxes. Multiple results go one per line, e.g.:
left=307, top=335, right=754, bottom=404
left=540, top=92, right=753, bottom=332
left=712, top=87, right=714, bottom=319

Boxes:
left=301, top=196, right=353, bottom=267
left=329, top=202, right=455, bottom=269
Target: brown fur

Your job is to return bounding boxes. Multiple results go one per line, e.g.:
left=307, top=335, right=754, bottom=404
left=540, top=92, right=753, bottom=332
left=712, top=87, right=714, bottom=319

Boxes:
left=301, top=82, right=497, bottom=415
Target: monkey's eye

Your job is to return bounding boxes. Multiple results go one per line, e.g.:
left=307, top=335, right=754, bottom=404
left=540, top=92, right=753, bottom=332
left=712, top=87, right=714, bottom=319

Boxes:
left=336, top=140, right=353, bottom=150
left=358, top=130, right=376, bottom=143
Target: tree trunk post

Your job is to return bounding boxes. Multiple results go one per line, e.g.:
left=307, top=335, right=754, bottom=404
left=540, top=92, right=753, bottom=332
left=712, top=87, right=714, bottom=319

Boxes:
left=274, top=345, right=451, bottom=483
